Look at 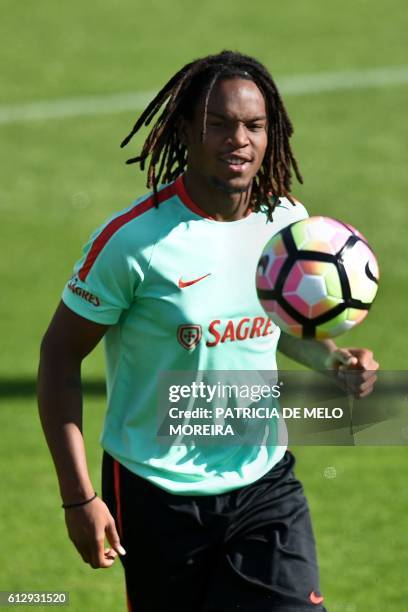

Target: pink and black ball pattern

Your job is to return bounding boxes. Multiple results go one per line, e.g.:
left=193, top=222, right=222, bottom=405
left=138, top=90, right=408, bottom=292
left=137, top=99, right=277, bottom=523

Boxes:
left=256, top=216, right=379, bottom=339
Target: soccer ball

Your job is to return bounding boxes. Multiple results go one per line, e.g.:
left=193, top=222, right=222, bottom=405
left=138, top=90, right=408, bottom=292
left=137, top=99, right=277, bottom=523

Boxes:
left=256, top=216, right=379, bottom=339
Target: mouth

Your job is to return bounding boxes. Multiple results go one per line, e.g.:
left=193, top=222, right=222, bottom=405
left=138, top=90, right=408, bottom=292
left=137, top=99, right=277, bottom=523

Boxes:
left=219, top=155, right=253, bottom=174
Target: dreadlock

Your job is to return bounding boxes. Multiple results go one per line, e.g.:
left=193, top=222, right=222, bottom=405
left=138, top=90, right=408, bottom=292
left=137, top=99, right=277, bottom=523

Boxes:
left=120, top=50, right=303, bottom=218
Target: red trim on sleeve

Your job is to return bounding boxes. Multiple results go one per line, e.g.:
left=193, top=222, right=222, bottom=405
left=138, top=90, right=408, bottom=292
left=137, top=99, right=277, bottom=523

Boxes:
left=78, top=182, right=176, bottom=281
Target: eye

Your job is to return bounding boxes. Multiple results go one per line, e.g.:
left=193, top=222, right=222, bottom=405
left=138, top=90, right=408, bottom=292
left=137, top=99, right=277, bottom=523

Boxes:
left=248, top=123, right=266, bottom=132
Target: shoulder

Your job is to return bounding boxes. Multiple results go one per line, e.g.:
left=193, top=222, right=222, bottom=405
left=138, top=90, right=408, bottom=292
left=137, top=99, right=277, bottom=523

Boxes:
left=75, top=182, right=184, bottom=282
left=88, top=181, right=183, bottom=251
left=107, top=182, right=181, bottom=235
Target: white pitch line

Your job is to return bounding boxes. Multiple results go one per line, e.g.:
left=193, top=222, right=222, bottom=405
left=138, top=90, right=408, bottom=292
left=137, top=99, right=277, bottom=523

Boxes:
left=279, top=65, right=408, bottom=94
left=1, top=65, right=408, bottom=125
left=0, top=91, right=157, bottom=125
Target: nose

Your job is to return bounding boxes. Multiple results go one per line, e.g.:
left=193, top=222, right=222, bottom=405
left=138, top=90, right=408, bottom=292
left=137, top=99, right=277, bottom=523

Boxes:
left=228, top=122, right=249, bottom=148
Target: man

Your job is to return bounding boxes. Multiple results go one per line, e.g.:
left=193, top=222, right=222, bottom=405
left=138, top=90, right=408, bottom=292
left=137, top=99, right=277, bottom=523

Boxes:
left=38, top=50, right=378, bottom=611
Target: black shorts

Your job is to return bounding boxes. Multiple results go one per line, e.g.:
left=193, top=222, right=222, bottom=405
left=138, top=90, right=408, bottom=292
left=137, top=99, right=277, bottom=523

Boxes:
left=102, top=450, right=326, bottom=612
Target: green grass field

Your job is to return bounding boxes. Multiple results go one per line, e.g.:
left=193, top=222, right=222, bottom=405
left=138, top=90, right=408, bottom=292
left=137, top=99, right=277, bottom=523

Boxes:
left=1, top=0, right=408, bottom=610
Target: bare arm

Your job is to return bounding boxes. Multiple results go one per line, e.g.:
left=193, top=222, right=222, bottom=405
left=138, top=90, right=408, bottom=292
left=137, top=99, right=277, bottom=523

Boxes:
left=37, top=301, right=125, bottom=568
left=278, top=331, right=379, bottom=398
left=278, top=332, right=338, bottom=370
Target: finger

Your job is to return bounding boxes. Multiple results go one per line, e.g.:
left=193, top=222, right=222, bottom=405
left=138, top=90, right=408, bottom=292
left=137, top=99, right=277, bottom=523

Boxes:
left=339, top=369, right=377, bottom=386
left=353, top=377, right=378, bottom=398
left=338, top=372, right=377, bottom=395
left=359, top=374, right=377, bottom=393
left=90, top=537, right=113, bottom=569
left=356, top=386, right=376, bottom=399
left=361, top=369, right=378, bottom=382
left=333, top=349, right=359, bottom=368
left=354, top=349, right=375, bottom=370
left=344, top=349, right=377, bottom=370
left=106, top=519, right=126, bottom=556
left=337, top=368, right=359, bottom=389
left=104, top=548, right=118, bottom=561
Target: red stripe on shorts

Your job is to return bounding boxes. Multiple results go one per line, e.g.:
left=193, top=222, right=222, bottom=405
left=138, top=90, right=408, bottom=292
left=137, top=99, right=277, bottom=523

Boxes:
left=113, top=460, right=123, bottom=538
left=78, top=182, right=176, bottom=281
left=113, top=460, right=133, bottom=611
left=126, top=593, right=133, bottom=612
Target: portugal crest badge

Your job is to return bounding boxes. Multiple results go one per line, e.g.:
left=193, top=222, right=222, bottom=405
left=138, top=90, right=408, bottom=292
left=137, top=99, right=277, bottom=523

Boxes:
left=177, top=325, right=202, bottom=350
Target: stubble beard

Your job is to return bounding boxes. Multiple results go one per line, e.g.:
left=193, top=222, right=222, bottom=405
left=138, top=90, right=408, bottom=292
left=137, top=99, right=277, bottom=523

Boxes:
left=209, top=175, right=253, bottom=196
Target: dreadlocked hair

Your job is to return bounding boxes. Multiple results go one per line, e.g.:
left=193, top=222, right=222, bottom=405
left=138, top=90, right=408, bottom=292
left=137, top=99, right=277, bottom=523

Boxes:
left=120, top=50, right=303, bottom=219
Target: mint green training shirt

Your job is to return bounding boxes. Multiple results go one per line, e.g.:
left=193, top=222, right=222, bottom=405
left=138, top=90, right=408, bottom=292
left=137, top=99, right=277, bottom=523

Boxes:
left=62, top=176, right=308, bottom=494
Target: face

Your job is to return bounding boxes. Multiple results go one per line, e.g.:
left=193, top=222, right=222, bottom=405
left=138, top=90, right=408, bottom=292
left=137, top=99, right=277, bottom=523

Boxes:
left=182, top=78, right=268, bottom=195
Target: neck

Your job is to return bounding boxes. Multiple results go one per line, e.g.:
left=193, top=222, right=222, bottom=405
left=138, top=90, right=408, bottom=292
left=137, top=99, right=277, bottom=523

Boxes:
left=183, top=169, right=252, bottom=221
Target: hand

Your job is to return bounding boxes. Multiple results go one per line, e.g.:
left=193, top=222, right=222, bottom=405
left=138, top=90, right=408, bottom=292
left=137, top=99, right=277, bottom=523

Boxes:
left=64, top=497, right=126, bottom=569
left=325, top=347, right=379, bottom=399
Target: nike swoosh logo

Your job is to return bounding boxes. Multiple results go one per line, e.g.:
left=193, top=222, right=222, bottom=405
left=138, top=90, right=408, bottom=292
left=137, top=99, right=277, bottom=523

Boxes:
left=178, top=273, right=211, bottom=288
left=309, top=591, right=324, bottom=605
